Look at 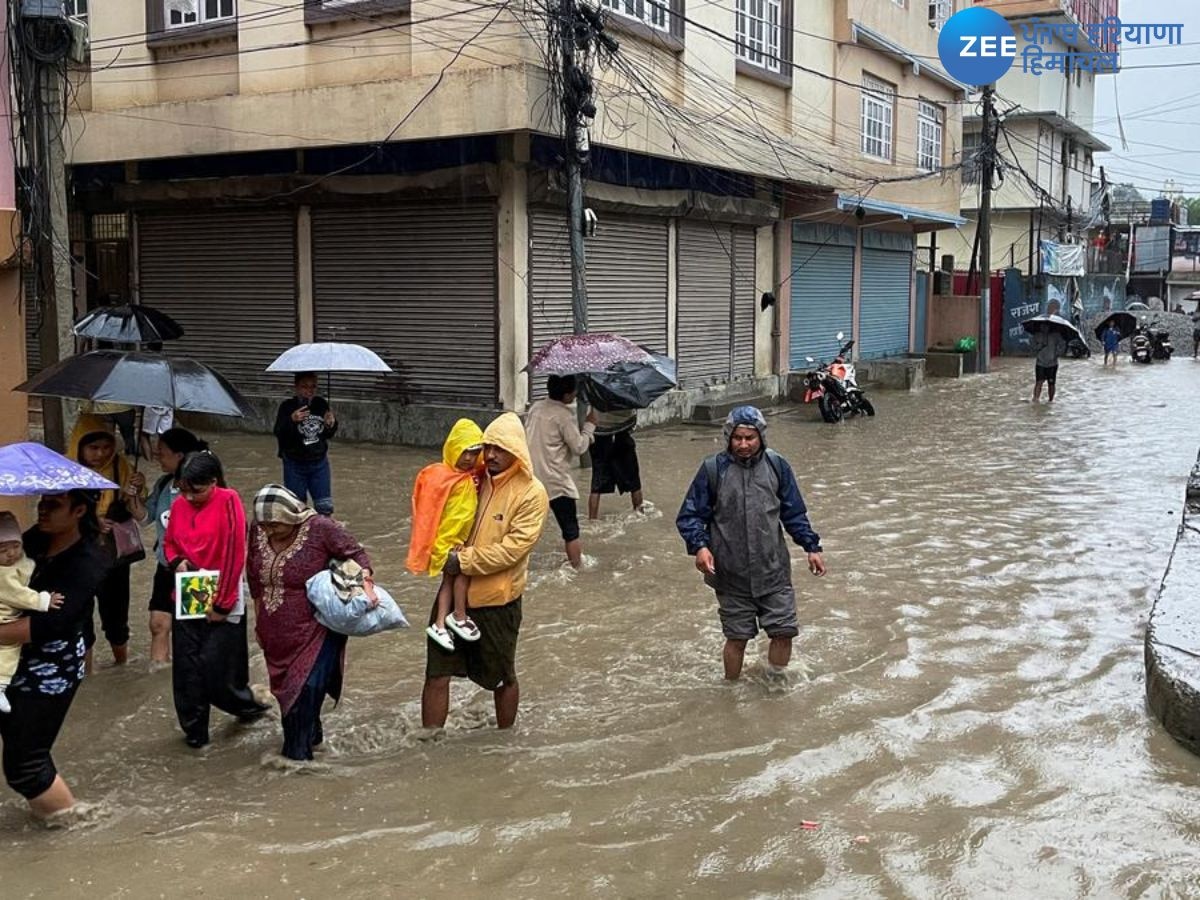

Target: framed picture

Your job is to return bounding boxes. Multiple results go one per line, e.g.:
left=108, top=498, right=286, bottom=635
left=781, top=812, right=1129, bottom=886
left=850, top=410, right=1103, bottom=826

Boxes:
left=175, top=569, right=220, bottom=620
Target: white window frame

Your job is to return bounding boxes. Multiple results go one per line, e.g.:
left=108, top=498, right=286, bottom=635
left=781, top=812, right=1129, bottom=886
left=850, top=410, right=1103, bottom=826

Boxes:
left=66, top=0, right=87, bottom=19
left=735, top=0, right=783, bottom=73
left=961, top=130, right=981, bottom=184
left=917, top=100, right=944, bottom=171
left=861, top=75, right=896, bottom=161
left=164, top=0, right=236, bottom=30
left=928, top=0, right=953, bottom=30
left=600, top=0, right=670, bottom=33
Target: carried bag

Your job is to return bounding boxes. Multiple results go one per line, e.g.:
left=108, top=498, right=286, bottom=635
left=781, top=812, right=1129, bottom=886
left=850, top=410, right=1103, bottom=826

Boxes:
left=109, top=517, right=147, bottom=564
left=305, top=568, right=408, bottom=637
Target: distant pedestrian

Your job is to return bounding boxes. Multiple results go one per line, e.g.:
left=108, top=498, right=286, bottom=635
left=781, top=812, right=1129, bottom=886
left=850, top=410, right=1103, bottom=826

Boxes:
left=676, top=406, right=825, bottom=681
left=588, top=407, right=644, bottom=519
left=274, top=372, right=338, bottom=516
left=139, top=406, right=174, bottom=462
left=1102, top=322, right=1121, bottom=367
left=1031, top=323, right=1067, bottom=402
left=525, top=375, right=596, bottom=569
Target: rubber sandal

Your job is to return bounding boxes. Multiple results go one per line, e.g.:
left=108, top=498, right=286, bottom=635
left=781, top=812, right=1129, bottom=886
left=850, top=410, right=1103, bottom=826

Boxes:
left=426, top=624, right=455, bottom=651
left=446, top=615, right=481, bottom=642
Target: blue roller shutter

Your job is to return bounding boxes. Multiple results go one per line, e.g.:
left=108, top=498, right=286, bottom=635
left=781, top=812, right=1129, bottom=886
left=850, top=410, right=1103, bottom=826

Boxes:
left=789, top=236, right=854, bottom=367
left=859, top=247, right=913, bottom=358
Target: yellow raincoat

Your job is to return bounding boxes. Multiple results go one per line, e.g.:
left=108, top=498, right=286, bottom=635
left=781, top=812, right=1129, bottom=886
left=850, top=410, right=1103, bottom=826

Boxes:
left=68, top=413, right=139, bottom=519
left=405, top=418, right=485, bottom=578
left=458, top=412, right=549, bottom=608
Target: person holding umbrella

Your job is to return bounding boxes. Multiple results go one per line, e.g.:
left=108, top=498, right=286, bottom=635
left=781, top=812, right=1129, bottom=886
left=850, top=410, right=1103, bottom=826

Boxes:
left=588, top=407, right=644, bottom=520
left=273, top=373, right=338, bottom=517
left=1102, top=320, right=1122, bottom=367
left=1032, top=322, right=1068, bottom=403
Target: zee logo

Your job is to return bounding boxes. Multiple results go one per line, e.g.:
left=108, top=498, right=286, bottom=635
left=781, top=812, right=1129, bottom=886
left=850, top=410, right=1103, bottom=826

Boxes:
left=938, top=7, right=1018, bottom=85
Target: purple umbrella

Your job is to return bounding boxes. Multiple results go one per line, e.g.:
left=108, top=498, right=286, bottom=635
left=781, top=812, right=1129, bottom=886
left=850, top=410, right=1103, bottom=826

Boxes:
left=527, top=333, right=654, bottom=376
left=0, top=442, right=120, bottom=496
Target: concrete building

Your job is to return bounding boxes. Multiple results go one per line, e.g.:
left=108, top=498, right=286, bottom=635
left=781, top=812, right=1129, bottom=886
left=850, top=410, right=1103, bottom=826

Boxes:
left=951, top=0, right=1117, bottom=278
left=51, top=0, right=966, bottom=441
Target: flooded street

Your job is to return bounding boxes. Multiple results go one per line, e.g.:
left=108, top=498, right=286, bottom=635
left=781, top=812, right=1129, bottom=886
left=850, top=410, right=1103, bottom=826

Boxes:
left=6, top=357, right=1200, bottom=897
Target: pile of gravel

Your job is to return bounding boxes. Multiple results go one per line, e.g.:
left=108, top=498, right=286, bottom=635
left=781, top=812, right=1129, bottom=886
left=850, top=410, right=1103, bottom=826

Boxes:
left=1084, top=310, right=1200, bottom=355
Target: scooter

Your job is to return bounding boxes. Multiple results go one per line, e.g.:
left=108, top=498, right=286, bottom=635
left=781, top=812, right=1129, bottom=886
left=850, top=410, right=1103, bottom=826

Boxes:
left=1131, top=327, right=1153, bottom=364
left=802, top=332, right=876, bottom=423
left=1151, top=327, right=1174, bottom=361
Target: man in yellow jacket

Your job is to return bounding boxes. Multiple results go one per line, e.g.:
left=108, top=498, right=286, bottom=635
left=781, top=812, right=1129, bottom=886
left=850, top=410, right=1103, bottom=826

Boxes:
left=421, top=412, right=549, bottom=730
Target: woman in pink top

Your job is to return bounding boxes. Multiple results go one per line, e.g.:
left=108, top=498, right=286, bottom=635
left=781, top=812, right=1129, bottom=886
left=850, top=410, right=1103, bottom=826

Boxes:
left=163, top=451, right=268, bottom=749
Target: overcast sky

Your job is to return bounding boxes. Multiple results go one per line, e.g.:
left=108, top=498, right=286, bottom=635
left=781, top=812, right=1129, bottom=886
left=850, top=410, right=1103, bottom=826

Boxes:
left=1092, top=0, right=1200, bottom=198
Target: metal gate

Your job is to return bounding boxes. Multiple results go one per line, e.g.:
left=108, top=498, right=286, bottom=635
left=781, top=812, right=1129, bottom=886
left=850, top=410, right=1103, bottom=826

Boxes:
left=789, top=230, right=854, bottom=367
left=138, top=209, right=298, bottom=394
left=732, top=226, right=756, bottom=377
left=312, top=202, right=498, bottom=405
left=859, top=248, right=913, bottom=358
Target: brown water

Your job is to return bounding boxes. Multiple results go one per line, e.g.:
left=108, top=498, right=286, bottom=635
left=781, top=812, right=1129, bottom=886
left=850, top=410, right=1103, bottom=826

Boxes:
left=6, top=358, right=1200, bottom=898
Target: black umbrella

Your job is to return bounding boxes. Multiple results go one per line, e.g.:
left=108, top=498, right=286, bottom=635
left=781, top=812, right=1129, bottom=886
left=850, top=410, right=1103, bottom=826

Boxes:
left=1021, top=314, right=1084, bottom=344
left=72, top=305, right=185, bottom=345
left=15, top=350, right=250, bottom=417
left=580, top=351, right=677, bottom=411
left=1093, top=311, right=1137, bottom=342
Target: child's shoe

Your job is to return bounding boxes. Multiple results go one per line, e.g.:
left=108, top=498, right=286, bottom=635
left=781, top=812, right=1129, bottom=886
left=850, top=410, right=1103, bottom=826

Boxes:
left=426, top=624, right=455, bottom=651
left=446, top=615, right=481, bottom=642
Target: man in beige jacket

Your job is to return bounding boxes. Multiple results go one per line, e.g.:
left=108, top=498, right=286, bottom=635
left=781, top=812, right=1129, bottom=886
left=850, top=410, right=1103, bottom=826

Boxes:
left=524, top=374, right=596, bottom=569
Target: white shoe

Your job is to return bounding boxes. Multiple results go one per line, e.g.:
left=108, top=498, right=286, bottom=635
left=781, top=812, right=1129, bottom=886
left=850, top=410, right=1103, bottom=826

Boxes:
left=0, top=690, right=10, bottom=714
left=425, top=624, right=455, bottom=651
left=446, top=615, right=481, bottom=642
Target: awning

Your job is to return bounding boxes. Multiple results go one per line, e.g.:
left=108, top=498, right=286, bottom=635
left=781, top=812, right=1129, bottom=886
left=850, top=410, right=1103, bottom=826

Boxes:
left=836, top=194, right=967, bottom=232
left=849, top=22, right=969, bottom=95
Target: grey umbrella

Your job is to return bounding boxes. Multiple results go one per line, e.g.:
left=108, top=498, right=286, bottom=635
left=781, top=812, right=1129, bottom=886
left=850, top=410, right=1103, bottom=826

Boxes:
left=580, top=351, right=677, bottom=411
left=1021, top=314, right=1084, bottom=345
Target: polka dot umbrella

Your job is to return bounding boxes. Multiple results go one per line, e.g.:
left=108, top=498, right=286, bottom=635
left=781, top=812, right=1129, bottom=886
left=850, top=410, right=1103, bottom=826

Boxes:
left=526, top=333, right=654, bottom=376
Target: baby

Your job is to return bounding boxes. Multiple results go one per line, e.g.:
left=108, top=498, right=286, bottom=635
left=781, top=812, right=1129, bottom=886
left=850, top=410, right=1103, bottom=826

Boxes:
left=0, top=512, right=64, bottom=713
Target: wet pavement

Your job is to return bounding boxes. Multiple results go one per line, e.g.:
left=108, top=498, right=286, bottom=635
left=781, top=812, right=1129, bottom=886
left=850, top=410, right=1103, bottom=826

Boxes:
left=5, top=356, right=1200, bottom=897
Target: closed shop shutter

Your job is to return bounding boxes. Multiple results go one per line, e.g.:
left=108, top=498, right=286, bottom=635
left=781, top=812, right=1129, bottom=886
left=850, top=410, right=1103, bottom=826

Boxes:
left=732, top=226, right=756, bottom=377
left=312, top=202, right=498, bottom=405
left=528, top=207, right=668, bottom=396
left=789, top=242, right=854, bottom=367
left=678, top=220, right=733, bottom=385
left=859, top=248, right=913, bottom=359
left=138, top=209, right=297, bottom=394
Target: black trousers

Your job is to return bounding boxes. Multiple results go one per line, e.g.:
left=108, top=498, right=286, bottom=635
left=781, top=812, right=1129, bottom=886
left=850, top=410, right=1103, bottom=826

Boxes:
left=280, top=632, right=345, bottom=761
left=171, top=616, right=267, bottom=745
left=0, top=679, right=80, bottom=799
left=85, top=561, right=131, bottom=649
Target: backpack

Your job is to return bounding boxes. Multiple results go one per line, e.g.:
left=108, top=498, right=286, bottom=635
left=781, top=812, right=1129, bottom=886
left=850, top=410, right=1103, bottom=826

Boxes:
left=703, top=448, right=786, bottom=511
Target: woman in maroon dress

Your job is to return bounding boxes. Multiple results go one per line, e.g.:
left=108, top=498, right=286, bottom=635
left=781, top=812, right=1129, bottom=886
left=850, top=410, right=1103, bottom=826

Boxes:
left=246, top=485, right=375, bottom=760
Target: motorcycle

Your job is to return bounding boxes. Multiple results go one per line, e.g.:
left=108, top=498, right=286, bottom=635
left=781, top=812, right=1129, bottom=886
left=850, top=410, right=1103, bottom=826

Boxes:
left=802, top=332, right=876, bottom=423
left=1131, top=322, right=1173, bottom=363
left=1151, top=327, right=1174, bottom=361
left=1131, top=327, right=1152, bottom=364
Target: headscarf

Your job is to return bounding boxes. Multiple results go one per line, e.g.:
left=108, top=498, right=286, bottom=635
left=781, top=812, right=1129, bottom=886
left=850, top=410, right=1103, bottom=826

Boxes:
left=723, top=405, right=768, bottom=446
left=253, top=484, right=318, bottom=526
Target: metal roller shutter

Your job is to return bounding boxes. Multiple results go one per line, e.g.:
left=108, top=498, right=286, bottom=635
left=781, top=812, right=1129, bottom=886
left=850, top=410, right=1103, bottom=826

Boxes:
left=138, top=209, right=297, bottom=394
left=789, top=243, right=854, bottom=367
left=678, top=220, right=733, bottom=385
left=859, top=248, right=912, bottom=359
left=528, top=207, right=668, bottom=396
left=732, top=226, right=756, bottom=377
left=312, top=203, right=498, bottom=405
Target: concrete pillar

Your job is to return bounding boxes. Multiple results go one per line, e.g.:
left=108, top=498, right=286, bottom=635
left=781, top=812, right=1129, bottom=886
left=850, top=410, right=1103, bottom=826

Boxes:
left=297, top=206, right=314, bottom=343
left=667, top=218, right=679, bottom=359
left=774, top=220, right=791, bottom=374
left=497, top=134, right=530, bottom=411
left=851, top=226, right=863, bottom=359
left=754, top=224, right=773, bottom=376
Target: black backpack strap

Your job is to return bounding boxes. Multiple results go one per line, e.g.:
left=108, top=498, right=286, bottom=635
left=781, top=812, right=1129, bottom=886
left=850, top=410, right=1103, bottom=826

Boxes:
left=703, top=454, right=720, bottom=511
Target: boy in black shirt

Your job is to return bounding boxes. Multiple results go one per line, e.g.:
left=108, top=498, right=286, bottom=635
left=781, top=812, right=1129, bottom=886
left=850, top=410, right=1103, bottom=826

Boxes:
left=273, top=372, right=338, bottom=515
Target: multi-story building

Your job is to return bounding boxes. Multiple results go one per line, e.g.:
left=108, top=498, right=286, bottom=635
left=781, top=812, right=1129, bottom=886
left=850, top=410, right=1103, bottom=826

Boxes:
left=47, top=0, right=966, bottom=441
left=952, top=0, right=1117, bottom=277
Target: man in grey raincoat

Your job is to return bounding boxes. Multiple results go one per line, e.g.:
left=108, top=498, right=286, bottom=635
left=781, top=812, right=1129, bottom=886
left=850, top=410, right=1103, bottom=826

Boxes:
left=675, top=406, right=826, bottom=680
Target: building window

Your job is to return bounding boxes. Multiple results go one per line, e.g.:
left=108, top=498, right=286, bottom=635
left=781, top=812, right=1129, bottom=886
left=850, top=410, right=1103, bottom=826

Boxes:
left=861, top=75, right=895, bottom=161
left=917, top=100, right=944, bottom=171
left=962, top=130, right=981, bottom=185
left=66, top=0, right=87, bottom=19
left=601, top=0, right=669, bottom=32
left=164, top=0, right=235, bottom=29
left=735, top=0, right=782, bottom=73
left=928, top=0, right=952, bottom=30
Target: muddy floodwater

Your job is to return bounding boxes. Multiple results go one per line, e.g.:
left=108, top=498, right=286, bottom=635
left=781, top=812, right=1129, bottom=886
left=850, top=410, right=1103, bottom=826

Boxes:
left=6, top=358, right=1200, bottom=897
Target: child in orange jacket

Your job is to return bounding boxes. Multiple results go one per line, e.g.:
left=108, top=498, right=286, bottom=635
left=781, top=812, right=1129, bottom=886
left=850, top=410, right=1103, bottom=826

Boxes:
left=405, top=419, right=485, bottom=651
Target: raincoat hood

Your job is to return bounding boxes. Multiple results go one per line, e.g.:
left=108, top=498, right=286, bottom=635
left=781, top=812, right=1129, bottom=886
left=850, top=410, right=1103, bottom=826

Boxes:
left=442, top=418, right=485, bottom=470
left=483, top=412, right=533, bottom=475
left=723, top=405, right=767, bottom=448
left=69, top=413, right=118, bottom=465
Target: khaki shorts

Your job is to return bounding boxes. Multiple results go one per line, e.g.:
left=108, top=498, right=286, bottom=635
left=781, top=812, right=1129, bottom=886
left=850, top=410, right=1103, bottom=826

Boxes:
left=425, top=597, right=522, bottom=690
left=715, top=587, right=799, bottom=641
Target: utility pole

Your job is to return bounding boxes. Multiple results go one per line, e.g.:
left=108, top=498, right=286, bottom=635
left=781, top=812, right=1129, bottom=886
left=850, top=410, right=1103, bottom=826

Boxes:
left=978, top=84, right=995, bottom=374
left=559, top=0, right=590, bottom=335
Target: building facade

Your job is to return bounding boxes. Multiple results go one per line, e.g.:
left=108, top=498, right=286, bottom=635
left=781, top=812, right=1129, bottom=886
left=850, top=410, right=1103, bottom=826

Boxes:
left=51, top=0, right=965, bottom=441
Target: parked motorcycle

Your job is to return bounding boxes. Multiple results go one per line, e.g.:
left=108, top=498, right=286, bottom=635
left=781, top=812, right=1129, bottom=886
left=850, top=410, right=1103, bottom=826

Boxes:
left=1131, top=322, right=1173, bottom=363
left=1131, top=329, right=1152, bottom=364
left=1151, top=327, right=1174, bottom=361
left=802, top=332, right=876, bottom=423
